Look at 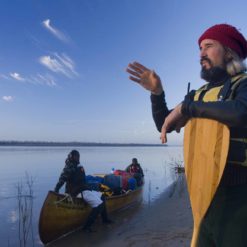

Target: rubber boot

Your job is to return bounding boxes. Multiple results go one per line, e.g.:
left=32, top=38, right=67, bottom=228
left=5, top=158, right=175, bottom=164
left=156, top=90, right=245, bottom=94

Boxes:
left=83, top=206, right=101, bottom=232
left=100, top=202, right=113, bottom=224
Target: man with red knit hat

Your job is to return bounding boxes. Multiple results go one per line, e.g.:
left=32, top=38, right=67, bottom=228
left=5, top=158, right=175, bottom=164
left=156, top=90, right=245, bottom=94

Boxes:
left=126, top=23, right=247, bottom=246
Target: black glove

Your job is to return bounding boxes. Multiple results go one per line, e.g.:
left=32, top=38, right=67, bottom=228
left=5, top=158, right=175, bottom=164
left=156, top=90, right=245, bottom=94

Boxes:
left=181, top=90, right=196, bottom=116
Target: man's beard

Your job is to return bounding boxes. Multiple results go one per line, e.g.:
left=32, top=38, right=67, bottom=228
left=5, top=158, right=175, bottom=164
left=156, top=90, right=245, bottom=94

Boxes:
left=200, top=57, right=229, bottom=84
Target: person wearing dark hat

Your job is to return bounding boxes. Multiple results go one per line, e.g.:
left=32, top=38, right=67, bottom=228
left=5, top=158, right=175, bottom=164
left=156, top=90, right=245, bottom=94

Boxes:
left=54, top=150, right=112, bottom=232
left=126, top=24, right=247, bottom=246
left=54, top=150, right=88, bottom=196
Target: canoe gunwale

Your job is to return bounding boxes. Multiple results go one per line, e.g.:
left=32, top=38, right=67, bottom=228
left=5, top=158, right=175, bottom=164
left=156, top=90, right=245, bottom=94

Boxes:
left=39, top=185, right=143, bottom=244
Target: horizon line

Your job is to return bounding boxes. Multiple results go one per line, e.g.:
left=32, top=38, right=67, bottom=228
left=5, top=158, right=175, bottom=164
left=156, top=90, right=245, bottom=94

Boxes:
left=0, top=140, right=173, bottom=147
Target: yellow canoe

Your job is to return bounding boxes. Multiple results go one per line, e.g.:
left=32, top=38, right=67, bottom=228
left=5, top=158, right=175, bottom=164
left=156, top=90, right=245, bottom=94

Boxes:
left=39, top=186, right=143, bottom=244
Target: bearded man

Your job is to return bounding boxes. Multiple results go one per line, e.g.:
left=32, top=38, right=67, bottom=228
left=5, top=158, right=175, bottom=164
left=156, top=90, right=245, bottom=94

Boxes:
left=126, top=24, right=247, bottom=246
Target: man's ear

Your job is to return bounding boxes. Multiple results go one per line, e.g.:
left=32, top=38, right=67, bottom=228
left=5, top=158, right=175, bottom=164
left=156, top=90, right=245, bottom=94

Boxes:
left=225, top=50, right=233, bottom=62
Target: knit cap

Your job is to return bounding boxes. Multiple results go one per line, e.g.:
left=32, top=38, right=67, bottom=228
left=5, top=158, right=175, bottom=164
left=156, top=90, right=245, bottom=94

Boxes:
left=198, top=24, right=247, bottom=59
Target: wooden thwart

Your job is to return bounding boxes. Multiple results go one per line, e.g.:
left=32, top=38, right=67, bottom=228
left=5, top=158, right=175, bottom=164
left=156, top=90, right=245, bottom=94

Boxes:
left=184, top=118, right=230, bottom=247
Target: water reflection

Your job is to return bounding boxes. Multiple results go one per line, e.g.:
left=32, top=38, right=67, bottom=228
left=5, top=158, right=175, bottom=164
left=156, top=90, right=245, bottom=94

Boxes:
left=7, top=210, right=18, bottom=224
left=167, top=174, right=187, bottom=198
left=0, top=146, right=183, bottom=246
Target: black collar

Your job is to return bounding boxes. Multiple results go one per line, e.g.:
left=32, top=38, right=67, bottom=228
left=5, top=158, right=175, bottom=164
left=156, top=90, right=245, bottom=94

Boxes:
left=217, top=77, right=232, bottom=101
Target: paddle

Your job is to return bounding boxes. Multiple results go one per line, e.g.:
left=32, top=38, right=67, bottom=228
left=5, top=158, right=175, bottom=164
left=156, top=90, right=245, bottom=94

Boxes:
left=183, top=118, right=230, bottom=247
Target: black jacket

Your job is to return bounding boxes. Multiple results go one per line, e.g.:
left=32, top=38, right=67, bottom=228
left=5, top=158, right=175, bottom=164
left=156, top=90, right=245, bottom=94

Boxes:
left=54, top=159, right=88, bottom=196
left=151, top=74, right=247, bottom=185
left=151, top=76, right=247, bottom=132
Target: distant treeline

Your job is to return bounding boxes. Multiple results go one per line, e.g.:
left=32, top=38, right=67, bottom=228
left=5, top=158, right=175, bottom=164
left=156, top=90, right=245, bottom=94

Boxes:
left=0, top=141, right=166, bottom=147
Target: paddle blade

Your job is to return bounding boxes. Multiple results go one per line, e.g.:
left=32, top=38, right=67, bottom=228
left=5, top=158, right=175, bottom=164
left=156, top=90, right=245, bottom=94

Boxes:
left=184, top=118, right=230, bottom=246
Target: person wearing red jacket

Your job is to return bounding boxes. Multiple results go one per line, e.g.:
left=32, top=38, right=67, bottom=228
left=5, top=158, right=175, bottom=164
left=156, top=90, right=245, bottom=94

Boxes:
left=125, top=158, right=144, bottom=186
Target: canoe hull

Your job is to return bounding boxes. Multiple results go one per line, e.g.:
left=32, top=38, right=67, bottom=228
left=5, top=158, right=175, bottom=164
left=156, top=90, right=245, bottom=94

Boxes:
left=39, top=188, right=143, bottom=244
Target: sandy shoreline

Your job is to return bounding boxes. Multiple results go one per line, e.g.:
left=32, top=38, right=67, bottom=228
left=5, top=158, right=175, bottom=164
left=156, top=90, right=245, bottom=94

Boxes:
left=49, top=174, right=193, bottom=247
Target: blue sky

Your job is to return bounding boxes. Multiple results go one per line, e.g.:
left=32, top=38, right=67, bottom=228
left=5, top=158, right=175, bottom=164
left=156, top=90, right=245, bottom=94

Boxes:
left=0, top=0, right=246, bottom=144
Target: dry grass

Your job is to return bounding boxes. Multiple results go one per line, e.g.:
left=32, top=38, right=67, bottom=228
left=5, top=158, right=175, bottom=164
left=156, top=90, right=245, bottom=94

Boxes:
left=16, top=172, right=35, bottom=247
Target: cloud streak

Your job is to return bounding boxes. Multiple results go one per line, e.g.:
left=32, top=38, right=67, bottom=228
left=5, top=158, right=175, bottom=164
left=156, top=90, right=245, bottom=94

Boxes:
left=10, top=72, right=25, bottom=81
left=0, top=74, right=10, bottom=80
left=39, top=53, right=78, bottom=78
left=2, top=53, right=77, bottom=87
left=3, top=71, right=57, bottom=87
left=2, top=96, right=14, bottom=102
left=42, top=19, right=69, bottom=43
left=28, top=74, right=57, bottom=87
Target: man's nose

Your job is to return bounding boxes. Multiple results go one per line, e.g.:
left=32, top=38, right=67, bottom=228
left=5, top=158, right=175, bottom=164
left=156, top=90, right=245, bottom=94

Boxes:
left=200, top=48, right=206, bottom=58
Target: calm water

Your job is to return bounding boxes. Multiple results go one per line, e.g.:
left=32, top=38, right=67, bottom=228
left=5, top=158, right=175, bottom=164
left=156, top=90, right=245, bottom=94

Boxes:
left=0, top=146, right=183, bottom=247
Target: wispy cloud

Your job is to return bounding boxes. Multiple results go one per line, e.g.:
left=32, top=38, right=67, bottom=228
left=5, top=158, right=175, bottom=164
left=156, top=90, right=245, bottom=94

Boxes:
left=39, top=53, right=78, bottom=78
left=10, top=72, right=25, bottom=81
left=7, top=71, right=57, bottom=87
left=0, top=74, right=10, bottom=80
left=28, top=74, right=57, bottom=87
left=2, top=96, right=14, bottom=102
left=42, top=19, right=69, bottom=43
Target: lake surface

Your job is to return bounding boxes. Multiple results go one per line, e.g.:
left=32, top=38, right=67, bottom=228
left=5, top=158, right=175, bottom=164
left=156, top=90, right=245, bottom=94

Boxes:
left=0, top=146, right=183, bottom=246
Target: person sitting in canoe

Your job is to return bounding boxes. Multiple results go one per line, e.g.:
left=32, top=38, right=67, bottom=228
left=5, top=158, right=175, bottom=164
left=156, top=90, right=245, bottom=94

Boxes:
left=125, top=158, right=144, bottom=186
left=54, top=149, right=112, bottom=232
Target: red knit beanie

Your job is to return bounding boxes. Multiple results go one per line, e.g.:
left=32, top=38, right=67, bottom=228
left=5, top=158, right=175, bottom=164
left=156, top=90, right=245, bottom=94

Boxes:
left=198, top=24, right=247, bottom=59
